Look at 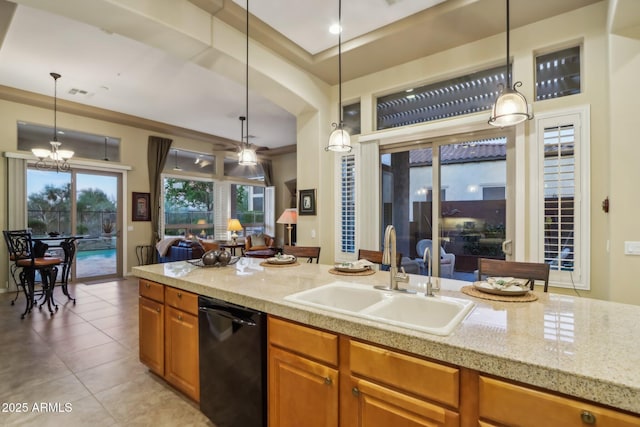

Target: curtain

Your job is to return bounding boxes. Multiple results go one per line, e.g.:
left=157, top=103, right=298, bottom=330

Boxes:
left=260, top=159, right=273, bottom=187
left=6, top=157, right=27, bottom=229
left=147, top=136, right=172, bottom=254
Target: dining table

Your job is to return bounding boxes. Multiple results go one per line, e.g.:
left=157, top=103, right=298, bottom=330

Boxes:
left=32, top=235, right=82, bottom=307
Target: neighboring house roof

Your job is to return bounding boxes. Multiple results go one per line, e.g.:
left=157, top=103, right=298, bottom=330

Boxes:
left=409, top=139, right=506, bottom=166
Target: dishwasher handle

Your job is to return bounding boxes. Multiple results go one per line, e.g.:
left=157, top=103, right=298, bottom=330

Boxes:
left=199, top=306, right=257, bottom=326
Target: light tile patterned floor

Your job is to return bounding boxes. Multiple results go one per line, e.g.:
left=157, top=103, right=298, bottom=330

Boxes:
left=0, top=278, right=214, bottom=426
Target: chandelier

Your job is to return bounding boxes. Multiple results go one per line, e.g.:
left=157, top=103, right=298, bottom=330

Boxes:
left=32, top=72, right=74, bottom=171
left=238, top=0, right=257, bottom=166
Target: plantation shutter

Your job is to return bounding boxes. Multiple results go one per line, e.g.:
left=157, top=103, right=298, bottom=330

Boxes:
left=341, top=155, right=356, bottom=253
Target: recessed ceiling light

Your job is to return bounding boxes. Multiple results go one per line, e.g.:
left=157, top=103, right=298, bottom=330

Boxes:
left=329, top=24, right=342, bottom=34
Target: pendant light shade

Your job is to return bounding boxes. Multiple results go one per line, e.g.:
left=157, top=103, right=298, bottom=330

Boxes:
left=238, top=0, right=257, bottom=166
left=325, top=0, right=352, bottom=152
left=488, top=0, right=533, bottom=127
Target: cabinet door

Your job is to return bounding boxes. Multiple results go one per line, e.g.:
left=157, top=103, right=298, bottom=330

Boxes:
left=139, top=296, right=164, bottom=375
left=269, top=346, right=338, bottom=427
left=165, top=305, right=200, bottom=402
left=344, top=376, right=459, bottom=427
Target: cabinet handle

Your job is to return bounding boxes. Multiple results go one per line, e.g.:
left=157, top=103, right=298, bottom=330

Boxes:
left=177, top=292, right=182, bottom=298
left=155, top=307, right=160, bottom=313
left=324, top=377, right=332, bottom=385
left=352, top=387, right=360, bottom=397
left=145, top=283, right=150, bottom=288
left=178, top=314, right=183, bottom=321
left=581, top=411, right=596, bottom=425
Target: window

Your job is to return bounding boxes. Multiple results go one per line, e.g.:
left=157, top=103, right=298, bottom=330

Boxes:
left=376, top=64, right=508, bottom=130
left=340, top=155, right=356, bottom=253
left=18, top=121, right=121, bottom=162
left=162, top=177, right=214, bottom=238
left=535, top=46, right=581, bottom=101
left=536, top=109, right=589, bottom=289
left=343, top=102, right=361, bottom=135
left=231, top=184, right=266, bottom=236
left=483, top=186, right=505, bottom=200
left=165, top=149, right=215, bottom=175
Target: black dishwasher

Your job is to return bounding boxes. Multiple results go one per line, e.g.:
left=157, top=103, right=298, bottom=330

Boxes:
left=198, top=296, right=267, bottom=427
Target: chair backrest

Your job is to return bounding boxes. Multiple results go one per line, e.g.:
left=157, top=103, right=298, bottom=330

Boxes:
left=3, top=230, right=33, bottom=262
left=245, top=234, right=275, bottom=250
left=283, top=245, right=321, bottom=263
left=477, top=258, right=550, bottom=292
left=357, top=249, right=402, bottom=268
left=416, top=239, right=444, bottom=258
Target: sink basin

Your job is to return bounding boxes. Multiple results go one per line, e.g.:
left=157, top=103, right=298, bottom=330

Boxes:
left=283, top=281, right=387, bottom=314
left=361, top=294, right=475, bottom=336
left=284, top=281, right=474, bottom=336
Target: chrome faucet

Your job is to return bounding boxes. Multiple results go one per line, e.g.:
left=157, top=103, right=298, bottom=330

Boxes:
left=375, top=225, right=412, bottom=292
left=423, top=247, right=435, bottom=297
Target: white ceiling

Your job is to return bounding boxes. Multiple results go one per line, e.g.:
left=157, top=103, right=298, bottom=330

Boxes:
left=0, top=0, right=601, bottom=153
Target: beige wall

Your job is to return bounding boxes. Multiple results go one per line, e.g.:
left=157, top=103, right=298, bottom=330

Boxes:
left=0, top=97, right=296, bottom=287
left=317, top=2, right=639, bottom=302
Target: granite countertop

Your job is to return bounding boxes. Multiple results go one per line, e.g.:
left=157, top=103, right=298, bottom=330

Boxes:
left=132, top=259, right=640, bottom=414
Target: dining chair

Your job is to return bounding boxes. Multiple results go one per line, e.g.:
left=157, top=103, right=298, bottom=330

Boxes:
left=357, top=249, right=402, bottom=268
left=283, top=245, right=321, bottom=263
left=3, top=229, right=28, bottom=306
left=477, top=258, right=550, bottom=292
left=4, top=230, right=62, bottom=317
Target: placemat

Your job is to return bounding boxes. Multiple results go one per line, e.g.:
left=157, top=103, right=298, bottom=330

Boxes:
left=461, top=285, right=538, bottom=302
left=329, top=268, right=376, bottom=276
left=259, top=261, right=300, bottom=268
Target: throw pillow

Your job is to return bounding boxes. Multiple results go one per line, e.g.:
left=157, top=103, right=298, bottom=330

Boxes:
left=198, top=239, right=219, bottom=252
left=251, top=234, right=266, bottom=248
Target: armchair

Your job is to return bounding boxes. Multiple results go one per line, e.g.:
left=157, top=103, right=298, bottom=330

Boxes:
left=244, top=234, right=277, bottom=258
left=416, top=239, right=456, bottom=278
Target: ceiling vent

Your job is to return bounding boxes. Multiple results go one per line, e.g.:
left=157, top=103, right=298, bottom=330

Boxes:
left=68, top=88, right=88, bottom=95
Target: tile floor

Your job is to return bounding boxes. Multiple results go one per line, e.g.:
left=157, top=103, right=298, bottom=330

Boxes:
left=0, top=277, right=214, bottom=426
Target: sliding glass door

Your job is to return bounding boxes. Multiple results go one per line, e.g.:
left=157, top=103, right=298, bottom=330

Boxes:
left=27, top=168, right=122, bottom=282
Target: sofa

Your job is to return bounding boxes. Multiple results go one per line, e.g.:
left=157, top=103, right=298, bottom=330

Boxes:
left=157, top=238, right=205, bottom=263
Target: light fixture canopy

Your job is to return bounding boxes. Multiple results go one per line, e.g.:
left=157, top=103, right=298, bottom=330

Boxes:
left=238, top=0, right=258, bottom=166
left=31, top=72, right=74, bottom=171
left=325, top=0, right=352, bottom=153
left=488, top=0, right=533, bottom=127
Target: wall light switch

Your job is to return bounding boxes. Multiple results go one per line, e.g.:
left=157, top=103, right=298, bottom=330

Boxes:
left=311, top=229, right=316, bottom=239
left=624, top=241, right=640, bottom=255
left=127, top=225, right=134, bottom=231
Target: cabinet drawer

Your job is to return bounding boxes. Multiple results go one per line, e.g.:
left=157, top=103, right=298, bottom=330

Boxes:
left=268, top=316, right=338, bottom=366
left=349, top=340, right=459, bottom=408
left=479, top=376, right=640, bottom=427
left=139, top=279, right=164, bottom=303
left=165, top=286, right=198, bottom=315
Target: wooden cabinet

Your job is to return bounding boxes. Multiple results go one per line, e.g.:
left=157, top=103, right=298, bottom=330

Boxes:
left=138, top=279, right=164, bottom=375
left=138, top=280, right=199, bottom=402
left=343, top=339, right=460, bottom=427
left=268, top=316, right=339, bottom=427
left=478, top=376, right=640, bottom=427
left=164, top=286, right=199, bottom=402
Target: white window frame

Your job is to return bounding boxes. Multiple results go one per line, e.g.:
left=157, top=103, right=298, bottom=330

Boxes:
left=160, top=173, right=215, bottom=239
left=530, top=106, right=590, bottom=290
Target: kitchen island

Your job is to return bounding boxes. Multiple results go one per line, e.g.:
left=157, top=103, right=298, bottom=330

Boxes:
left=132, top=258, right=640, bottom=418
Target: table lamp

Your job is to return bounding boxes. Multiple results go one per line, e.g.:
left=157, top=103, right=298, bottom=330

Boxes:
left=277, top=208, right=298, bottom=246
left=227, top=218, right=243, bottom=244
left=197, top=219, right=207, bottom=237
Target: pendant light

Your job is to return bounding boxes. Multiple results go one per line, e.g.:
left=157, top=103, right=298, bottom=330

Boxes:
left=32, top=72, right=74, bottom=171
left=325, top=0, right=352, bottom=152
left=488, top=0, right=533, bottom=127
left=238, top=0, right=257, bottom=166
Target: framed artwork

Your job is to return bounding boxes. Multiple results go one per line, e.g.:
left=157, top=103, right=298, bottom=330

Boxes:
left=299, top=189, right=316, bottom=216
left=132, top=192, right=151, bottom=221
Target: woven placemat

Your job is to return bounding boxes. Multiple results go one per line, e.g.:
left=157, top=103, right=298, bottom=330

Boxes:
left=329, top=268, right=376, bottom=276
left=461, top=285, right=538, bottom=302
left=259, top=261, right=300, bottom=268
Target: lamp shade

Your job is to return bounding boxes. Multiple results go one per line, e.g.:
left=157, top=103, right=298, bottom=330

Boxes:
left=488, top=85, right=532, bottom=127
left=227, top=218, right=243, bottom=232
left=326, top=127, right=351, bottom=152
left=277, top=208, right=298, bottom=225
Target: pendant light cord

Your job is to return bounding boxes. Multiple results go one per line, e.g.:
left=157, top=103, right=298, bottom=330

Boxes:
left=338, top=0, right=343, bottom=125
left=505, top=0, right=511, bottom=88
left=245, top=0, right=249, bottom=147
left=51, top=72, right=60, bottom=142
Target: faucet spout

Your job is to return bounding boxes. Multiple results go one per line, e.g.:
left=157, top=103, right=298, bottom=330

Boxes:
left=374, top=225, right=413, bottom=293
left=423, top=247, right=434, bottom=297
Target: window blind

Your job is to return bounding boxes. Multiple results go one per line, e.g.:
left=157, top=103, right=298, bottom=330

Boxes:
left=543, top=124, right=575, bottom=272
left=341, top=155, right=356, bottom=253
